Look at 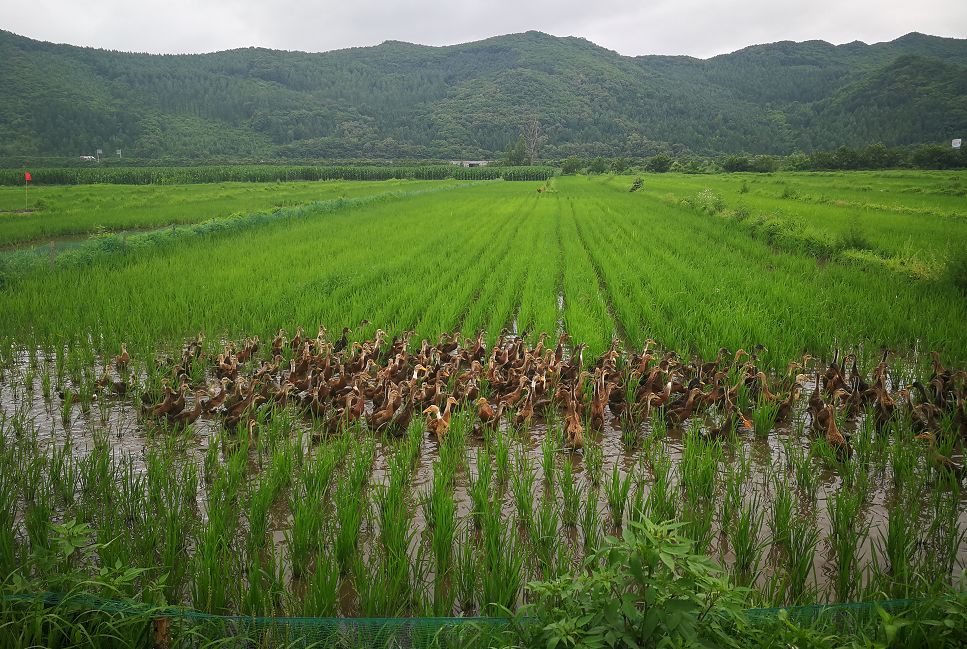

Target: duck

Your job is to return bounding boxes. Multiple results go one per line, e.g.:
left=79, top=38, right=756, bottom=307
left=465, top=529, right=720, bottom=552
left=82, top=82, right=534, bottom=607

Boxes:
left=821, top=404, right=851, bottom=459
left=114, top=343, right=130, bottom=370
left=914, top=432, right=965, bottom=481
left=424, top=396, right=459, bottom=442
left=167, top=391, right=206, bottom=428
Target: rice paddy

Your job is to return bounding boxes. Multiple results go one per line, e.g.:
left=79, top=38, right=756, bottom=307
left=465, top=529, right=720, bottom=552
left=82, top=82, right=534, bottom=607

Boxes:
left=0, top=178, right=450, bottom=248
left=0, top=170, right=965, bottom=645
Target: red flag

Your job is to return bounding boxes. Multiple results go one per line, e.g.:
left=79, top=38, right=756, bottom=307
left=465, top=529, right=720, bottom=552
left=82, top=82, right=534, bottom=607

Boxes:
left=24, top=172, right=31, bottom=182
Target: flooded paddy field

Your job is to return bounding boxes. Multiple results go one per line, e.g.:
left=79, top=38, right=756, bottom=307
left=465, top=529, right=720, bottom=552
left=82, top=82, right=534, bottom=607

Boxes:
left=0, top=171, right=966, bottom=647
left=2, top=327, right=963, bottom=618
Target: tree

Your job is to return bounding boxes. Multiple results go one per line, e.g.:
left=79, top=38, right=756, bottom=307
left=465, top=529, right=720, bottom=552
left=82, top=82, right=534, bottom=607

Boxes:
left=749, top=155, right=777, bottom=172
left=561, top=156, right=584, bottom=175
left=721, top=155, right=751, bottom=172
left=588, top=156, right=608, bottom=174
left=502, top=136, right=527, bottom=166
left=522, top=117, right=543, bottom=165
left=647, top=154, right=672, bottom=173
left=911, top=144, right=962, bottom=169
left=610, top=157, right=630, bottom=174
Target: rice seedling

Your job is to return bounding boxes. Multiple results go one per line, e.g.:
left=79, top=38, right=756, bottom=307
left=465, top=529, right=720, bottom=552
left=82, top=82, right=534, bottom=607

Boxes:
left=246, top=476, right=276, bottom=555
left=626, top=465, right=647, bottom=527
left=302, top=546, right=339, bottom=616
left=0, top=471, right=15, bottom=579
left=604, top=462, right=633, bottom=531
left=791, top=444, right=819, bottom=505
left=750, top=397, right=779, bottom=439
left=585, top=440, right=603, bottom=486
left=786, top=514, right=821, bottom=605
left=581, top=487, right=601, bottom=554
left=39, top=368, right=51, bottom=401
left=480, top=506, right=523, bottom=615
left=683, top=499, right=716, bottom=553
left=649, top=407, right=667, bottom=439
left=531, top=492, right=560, bottom=578
left=769, top=472, right=794, bottom=548
left=493, top=429, right=510, bottom=487
left=468, top=447, right=492, bottom=526
left=827, top=485, right=869, bottom=602
left=720, top=461, right=744, bottom=529
left=455, top=524, right=478, bottom=614
left=645, top=449, right=677, bottom=523
left=559, top=455, right=580, bottom=527
left=374, top=455, right=418, bottom=614
left=511, top=449, right=537, bottom=528
left=541, top=434, right=556, bottom=487
left=920, top=488, right=967, bottom=588
left=681, top=423, right=721, bottom=503
left=193, top=492, right=235, bottom=614
left=334, top=475, right=366, bottom=574
left=730, top=493, right=767, bottom=586
left=427, top=463, right=456, bottom=613
left=874, top=491, right=921, bottom=597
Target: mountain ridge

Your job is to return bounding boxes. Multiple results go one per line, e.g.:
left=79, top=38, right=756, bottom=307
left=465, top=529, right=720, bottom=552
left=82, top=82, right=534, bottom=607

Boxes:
left=1, top=29, right=965, bottom=160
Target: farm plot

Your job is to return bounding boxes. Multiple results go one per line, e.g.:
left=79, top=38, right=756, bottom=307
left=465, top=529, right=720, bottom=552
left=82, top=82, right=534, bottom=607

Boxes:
left=0, top=171, right=965, bottom=643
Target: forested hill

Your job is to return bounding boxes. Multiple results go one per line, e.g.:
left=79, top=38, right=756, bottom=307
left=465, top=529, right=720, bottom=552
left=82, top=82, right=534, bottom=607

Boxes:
left=2, top=29, right=965, bottom=161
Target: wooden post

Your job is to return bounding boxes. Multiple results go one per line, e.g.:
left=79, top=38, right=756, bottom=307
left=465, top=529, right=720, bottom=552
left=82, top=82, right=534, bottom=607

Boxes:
left=152, top=616, right=171, bottom=649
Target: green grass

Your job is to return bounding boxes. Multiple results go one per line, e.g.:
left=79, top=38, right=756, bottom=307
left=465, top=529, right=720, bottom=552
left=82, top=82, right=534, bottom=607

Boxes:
left=0, top=178, right=447, bottom=247
left=640, top=171, right=967, bottom=280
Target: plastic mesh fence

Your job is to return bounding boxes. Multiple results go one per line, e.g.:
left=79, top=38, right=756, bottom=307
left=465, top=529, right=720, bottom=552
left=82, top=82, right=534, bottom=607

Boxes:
left=0, top=591, right=950, bottom=648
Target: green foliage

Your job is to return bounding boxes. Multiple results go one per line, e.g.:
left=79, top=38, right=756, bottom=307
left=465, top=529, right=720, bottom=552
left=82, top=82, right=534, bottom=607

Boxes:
left=722, top=155, right=752, bottom=172
left=2, top=30, right=966, bottom=160
left=523, top=519, right=747, bottom=649
left=646, top=154, right=673, bottom=173
left=561, top=156, right=584, bottom=175
left=947, top=248, right=967, bottom=296
left=588, top=157, right=608, bottom=174
left=0, top=164, right=556, bottom=187
left=503, top=136, right=529, bottom=166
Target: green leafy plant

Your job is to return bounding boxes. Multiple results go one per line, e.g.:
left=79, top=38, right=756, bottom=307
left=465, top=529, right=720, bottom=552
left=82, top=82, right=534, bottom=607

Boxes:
left=523, top=518, right=748, bottom=649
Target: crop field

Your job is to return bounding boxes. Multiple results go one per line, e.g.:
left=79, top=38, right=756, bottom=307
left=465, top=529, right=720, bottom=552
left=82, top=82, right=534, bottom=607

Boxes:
left=0, top=179, right=454, bottom=248
left=0, top=171, right=965, bottom=645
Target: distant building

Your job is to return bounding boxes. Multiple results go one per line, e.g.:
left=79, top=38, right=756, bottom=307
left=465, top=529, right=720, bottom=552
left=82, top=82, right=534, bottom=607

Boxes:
left=449, top=160, right=490, bottom=168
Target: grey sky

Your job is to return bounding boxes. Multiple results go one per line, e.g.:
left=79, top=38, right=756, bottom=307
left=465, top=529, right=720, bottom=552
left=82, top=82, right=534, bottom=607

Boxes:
left=5, top=0, right=966, bottom=58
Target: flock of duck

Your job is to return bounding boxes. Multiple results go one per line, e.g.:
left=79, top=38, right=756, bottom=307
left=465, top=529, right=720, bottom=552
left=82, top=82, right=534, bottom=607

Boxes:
left=93, top=326, right=965, bottom=476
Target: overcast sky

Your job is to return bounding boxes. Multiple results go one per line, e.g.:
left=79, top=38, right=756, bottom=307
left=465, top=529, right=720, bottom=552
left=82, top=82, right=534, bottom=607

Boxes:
left=5, top=0, right=967, bottom=58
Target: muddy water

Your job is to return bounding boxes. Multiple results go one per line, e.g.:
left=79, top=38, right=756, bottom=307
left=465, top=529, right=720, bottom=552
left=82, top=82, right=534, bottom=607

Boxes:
left=2, top=355, right=965, bottom=614
left=0, top=225, right=164, bottom=254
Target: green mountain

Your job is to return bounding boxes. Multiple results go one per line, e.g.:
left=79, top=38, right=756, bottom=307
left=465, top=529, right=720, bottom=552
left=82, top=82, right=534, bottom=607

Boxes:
left=1, top=29, right=965, bottom=160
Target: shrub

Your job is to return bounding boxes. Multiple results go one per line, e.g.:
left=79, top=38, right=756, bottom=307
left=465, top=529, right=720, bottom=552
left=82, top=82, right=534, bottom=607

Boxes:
left=561, top=156, right=584, bottom=175
left=588, top=157, right=608, bottom=174
left=646, top=154, right=673, bottom=173
left=722, top=155, right=751, bottom=172
left=695, top=189, right=724, bottom=214
left=948, top=249, right=967, bottom=297
left=837, top=223, right=874, bottom=252
left=522, top=519, right=747, bottom=649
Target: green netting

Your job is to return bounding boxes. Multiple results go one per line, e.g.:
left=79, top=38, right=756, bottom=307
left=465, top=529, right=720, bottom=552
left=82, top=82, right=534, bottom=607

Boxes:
left=0, top=591, right=947, bottom=648
left=2, top=592, right=519, bottom=648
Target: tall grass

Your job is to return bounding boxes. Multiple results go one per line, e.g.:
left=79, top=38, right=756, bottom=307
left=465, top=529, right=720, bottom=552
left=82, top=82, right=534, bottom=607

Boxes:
left=827, top=486, right=869, bottom=602
left=605, top=463, right=633, bottom=531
